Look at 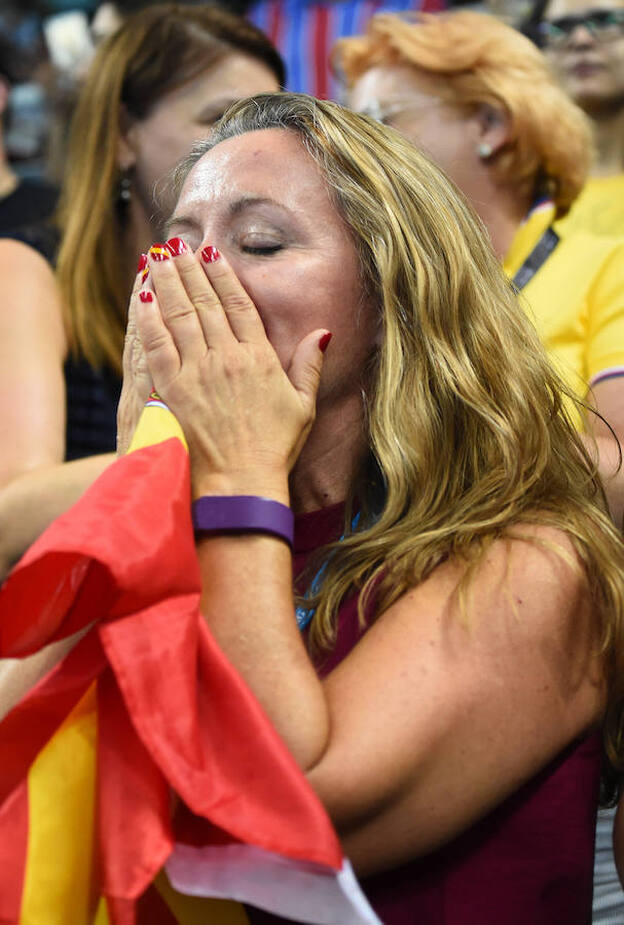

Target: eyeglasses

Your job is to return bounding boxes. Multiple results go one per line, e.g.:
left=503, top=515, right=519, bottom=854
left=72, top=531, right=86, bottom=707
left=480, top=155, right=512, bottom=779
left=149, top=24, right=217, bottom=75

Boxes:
left=539, top=8, right=624, bottom=48
left=358, top=98, right=441, bottom=125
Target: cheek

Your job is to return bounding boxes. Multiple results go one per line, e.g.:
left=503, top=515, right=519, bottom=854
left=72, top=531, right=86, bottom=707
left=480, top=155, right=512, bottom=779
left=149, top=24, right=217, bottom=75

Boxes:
left=611, top=54, right=624, bottom=88
left=137, top=119, right=203, bottom=187
left=232, top=261, right=369, bottom=356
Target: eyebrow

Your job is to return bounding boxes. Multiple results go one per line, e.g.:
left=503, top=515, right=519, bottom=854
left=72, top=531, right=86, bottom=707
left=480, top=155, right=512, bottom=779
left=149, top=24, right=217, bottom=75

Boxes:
left=166, top=195, right=290, bottom=236
left=228, top=195, right=290, bottom=217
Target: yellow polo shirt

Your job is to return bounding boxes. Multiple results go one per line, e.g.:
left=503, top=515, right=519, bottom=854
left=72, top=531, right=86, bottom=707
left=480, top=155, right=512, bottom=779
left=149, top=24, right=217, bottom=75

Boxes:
left=503, top=203, right=624, bottom=423
left=555, top=175, right=624, bottom=239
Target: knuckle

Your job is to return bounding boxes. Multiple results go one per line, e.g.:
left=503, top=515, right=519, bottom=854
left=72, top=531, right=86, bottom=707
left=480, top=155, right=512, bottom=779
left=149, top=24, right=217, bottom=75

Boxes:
left=163, top=301, right=194, bottom=324
left=222, top=351, right=245, bottom=377
left=142, top=329, right=171, bottom=354
left=302, top=401, right=316, bottom=427
left=193, top=291, right=219, bottom=312
left=257, top=349, right=276, bottom=375
left=223, top=292, right=251, bottom=314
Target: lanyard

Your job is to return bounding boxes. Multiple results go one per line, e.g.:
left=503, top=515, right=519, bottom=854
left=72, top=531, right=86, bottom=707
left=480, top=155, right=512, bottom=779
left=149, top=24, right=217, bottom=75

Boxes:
left=295, top=568, right=327, bottom=630
left=295, top=512, right=360, bottom=631
left=512, top=227, right=560, bottom=292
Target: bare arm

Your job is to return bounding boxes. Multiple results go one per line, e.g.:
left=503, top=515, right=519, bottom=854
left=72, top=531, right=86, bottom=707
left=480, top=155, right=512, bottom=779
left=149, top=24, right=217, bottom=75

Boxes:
left=0, top=455, right=114, bottom=579
left=0, top=630, right=89, bottom=721
left=585, top=377, right=624, bottom=530
left=197, top=527, right=604, bottom=875
left=0, top=240, right=116, bottom=579
left=0, top=239, right=66, bottom=486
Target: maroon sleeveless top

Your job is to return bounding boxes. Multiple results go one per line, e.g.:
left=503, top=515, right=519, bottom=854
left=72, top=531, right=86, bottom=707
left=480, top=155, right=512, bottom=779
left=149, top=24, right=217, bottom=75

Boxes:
left=251, top=504, right=602, bottom=925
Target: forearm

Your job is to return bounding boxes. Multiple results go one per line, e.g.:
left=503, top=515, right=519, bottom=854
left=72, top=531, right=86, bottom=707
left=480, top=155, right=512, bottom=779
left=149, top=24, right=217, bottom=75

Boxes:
left=0, top=629, right=89, bottom=720
left=0, top=454, right=115, bottom=580
left=197, top=532, right=330, bottom=770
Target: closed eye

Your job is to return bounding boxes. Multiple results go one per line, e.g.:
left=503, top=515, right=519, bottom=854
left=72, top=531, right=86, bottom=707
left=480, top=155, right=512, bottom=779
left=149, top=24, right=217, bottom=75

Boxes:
left=241, top=244, right=283, bottom=255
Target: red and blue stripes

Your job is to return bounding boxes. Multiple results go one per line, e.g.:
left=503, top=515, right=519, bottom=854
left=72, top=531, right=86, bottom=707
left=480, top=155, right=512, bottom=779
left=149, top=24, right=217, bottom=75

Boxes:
left=248, top=0, right=446, bottom=100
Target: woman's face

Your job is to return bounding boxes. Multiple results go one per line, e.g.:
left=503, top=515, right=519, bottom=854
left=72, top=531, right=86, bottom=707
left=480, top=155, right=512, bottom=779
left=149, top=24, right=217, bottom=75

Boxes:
left=167, top=128, right=378, bottom=402
left=542, top=0, right=624, bottom=113
left=121, top=52, right=279, bottom=223
left=350, top=65, right=482, bottom=196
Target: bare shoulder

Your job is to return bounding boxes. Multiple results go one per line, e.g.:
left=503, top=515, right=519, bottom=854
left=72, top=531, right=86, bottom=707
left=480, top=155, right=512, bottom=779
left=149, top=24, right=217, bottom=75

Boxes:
left=0, top=238, right=53, bottom=276
left=321, top=523, right=604, bottom=864
left=0, top=239, right=65, bottom=352
left=386, top=522, right=600, bottom=675
left=476, top=522, right=591, bottom=615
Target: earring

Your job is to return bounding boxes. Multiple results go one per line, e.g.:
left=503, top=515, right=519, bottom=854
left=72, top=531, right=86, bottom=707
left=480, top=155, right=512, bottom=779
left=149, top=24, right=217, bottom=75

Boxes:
left=118, top=172, right=132, bottom=204
left=477, top=142, right=493, bottom=160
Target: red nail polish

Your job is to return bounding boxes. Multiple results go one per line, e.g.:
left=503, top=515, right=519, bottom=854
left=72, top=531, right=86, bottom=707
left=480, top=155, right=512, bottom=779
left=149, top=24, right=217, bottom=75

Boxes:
left=141, top=268, right=149, bottom=283
left=137, top=253, right=148, bottom=273
left=165, top=237, right=188, bottom=256
left=149, top=243, right=170, bottom=261
left=319, top=332, right=332, bottom=353
left=201, top=245, right=220, bottom=263
left=139, top=290, right=153, bottom=303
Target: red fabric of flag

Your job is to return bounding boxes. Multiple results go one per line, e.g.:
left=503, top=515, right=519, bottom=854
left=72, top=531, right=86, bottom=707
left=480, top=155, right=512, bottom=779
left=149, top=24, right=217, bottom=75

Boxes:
left=0, top=438, right=345, bottom=923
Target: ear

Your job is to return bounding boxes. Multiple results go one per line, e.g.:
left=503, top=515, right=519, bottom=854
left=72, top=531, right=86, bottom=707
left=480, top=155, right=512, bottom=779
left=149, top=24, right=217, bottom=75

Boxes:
left=475, top=103, right=511, bottom=159
left=116, top=103, right=137, bottom=171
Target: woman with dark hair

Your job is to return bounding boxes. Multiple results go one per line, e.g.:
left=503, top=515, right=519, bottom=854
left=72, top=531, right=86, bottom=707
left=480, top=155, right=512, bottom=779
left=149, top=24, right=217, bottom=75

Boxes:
left=522, top=0, right=624, bottom=238
left=0, top=4, right=283, bottom=719
left=0, top=3, right=283, bottom=580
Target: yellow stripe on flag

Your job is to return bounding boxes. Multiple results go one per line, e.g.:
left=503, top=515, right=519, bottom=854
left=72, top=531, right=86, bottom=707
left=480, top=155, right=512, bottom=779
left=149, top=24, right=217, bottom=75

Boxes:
left=93, top=897, right=110, bottom=924
left=21, top=685, right=98, bottom=924
left=128, top=402, right=188, bottom=454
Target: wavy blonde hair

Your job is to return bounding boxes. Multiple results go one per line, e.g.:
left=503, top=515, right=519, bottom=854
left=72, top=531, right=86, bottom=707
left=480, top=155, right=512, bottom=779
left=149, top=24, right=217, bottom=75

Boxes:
left=176, top=93, right=624, bottom=770
left=333, top=10, right=593, bottom=216
left=55, top=3, right=284, bottom=374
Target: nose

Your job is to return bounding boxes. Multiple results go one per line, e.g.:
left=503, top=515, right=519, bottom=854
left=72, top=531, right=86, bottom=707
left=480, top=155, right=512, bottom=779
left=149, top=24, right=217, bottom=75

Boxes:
left=567, top=23, right=596, bottom=48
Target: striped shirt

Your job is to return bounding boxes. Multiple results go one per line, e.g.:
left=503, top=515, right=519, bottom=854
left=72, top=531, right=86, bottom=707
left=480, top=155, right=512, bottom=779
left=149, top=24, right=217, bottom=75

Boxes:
left=247, top=0, right=445, bottom=100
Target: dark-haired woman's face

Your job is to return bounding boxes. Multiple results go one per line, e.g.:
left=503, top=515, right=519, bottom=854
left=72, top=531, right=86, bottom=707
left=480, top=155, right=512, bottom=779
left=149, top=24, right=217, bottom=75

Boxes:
left=542, top=0, right=624, bottom=112
left=118, top=53, right=279, bottom=226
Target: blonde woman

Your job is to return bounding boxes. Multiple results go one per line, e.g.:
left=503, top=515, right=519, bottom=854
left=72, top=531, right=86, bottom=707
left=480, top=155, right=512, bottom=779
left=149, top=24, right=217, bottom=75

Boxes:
left=336, top=10, right=624, bottom=530
left=119, top=92, right=624, bottom=924
left=0, top=3, right=282, bottom=582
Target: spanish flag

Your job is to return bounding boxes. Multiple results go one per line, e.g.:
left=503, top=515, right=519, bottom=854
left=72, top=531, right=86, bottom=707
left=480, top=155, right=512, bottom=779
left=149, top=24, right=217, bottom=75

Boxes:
left=0, top=400, right=380, bottom=925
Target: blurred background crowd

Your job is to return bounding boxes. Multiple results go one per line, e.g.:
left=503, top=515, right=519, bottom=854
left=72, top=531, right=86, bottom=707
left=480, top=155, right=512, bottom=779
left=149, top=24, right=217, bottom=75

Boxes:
left=0, top=0, right=563, bottom=204
left=1, top=0, right=624, bottom=921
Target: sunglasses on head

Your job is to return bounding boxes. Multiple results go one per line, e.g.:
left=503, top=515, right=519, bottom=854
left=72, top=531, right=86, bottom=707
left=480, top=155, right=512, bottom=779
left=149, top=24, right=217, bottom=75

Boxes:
left=539, top=7, right=624, bottom=47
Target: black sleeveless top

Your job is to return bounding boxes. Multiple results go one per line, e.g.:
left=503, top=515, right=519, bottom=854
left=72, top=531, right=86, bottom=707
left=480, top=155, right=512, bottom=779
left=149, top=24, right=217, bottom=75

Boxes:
left=3, top=225, right=122, bottom=461
left=63, top=357, right=121, bottom=460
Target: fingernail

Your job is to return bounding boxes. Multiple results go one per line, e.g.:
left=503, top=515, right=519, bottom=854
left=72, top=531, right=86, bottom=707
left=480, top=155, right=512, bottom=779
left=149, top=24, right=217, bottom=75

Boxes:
left=201, top=245, right=220, bottom=263
left=137, top=253, right=149, bottom=282
left=139, top=290, right=154, bottom=303
left=149, top=243, right=170, bottom=261
left=165, top=237, right=188, bottom=256
left=319, top=332, right=332, bottom=353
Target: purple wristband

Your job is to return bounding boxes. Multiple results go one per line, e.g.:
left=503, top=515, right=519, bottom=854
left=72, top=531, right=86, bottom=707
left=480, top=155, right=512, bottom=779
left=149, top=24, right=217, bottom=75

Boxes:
left=191, top=495, right=294, bottom=548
